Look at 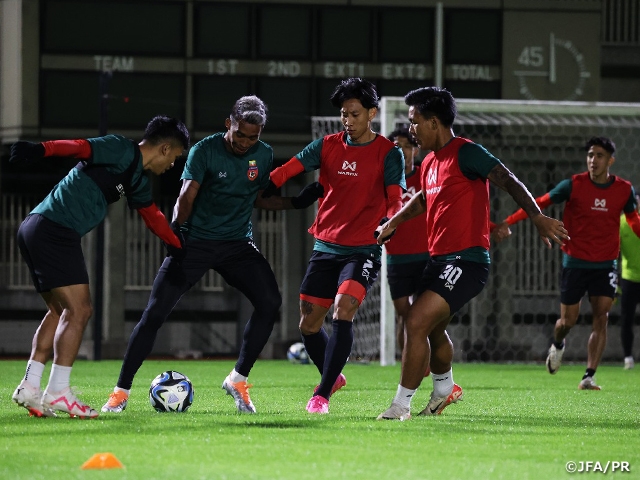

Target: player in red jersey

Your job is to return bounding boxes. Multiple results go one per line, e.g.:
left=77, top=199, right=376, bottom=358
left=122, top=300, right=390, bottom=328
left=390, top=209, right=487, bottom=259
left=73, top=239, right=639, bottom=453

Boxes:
left=494, top=137, right=640, bottom=390
left=376, top=86, right=568, bottom=420
left=385, top=127, right=429, bottom=359
left=264, top=78, right=405, bottom=414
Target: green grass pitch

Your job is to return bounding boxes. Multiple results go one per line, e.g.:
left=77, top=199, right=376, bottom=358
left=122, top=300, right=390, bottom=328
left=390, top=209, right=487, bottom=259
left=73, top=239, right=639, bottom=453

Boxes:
left=1, top=359, right=638, bottom=479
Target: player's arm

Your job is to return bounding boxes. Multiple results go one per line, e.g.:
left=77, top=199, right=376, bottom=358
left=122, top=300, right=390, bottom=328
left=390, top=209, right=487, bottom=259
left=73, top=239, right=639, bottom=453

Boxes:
left=9, top=139, right=92, bottom=162
left=487, top=163, right=569, bottom=248
left=256, top=181, right=324, bottom=210
left=624, top=211, right=640, bottom=238
left=137, top=203, right=182, bottom=249
left=173, top=179, right=200, bottom=225
left=376, top=190, right=426, bottom=245
left=263, top=139, right=323, bottom=198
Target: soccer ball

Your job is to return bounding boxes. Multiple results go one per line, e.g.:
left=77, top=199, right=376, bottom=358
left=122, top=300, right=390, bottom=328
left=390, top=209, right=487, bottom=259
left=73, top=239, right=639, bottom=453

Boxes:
left=287, top=342, right=310, bottom=364
left=149, top=371, right=194, bottom=413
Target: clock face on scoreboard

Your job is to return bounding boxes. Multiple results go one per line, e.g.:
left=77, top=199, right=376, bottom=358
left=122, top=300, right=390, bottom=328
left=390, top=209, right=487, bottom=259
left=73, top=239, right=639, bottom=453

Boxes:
left=502, top=11, right=600, bottom=102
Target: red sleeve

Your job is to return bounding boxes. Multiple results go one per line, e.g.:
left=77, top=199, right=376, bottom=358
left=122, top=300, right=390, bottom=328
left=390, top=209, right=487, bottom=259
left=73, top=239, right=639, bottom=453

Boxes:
left=385, top=184, right=403, bottom=218
left=625, top=211, right=640, bottom=238
left=269, top=158, right=305, bottom=187
left=42, top=139, right=92, bottom=159
left=137, top=204, right=181, bottom=248
left=505, top=192, right=554, bottom=225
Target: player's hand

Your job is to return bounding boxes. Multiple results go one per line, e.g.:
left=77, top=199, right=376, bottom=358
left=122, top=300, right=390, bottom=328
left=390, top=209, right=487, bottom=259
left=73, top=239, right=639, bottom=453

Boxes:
left=165, top=221, right=186, bottom=262
left=531, top=214, right=569, bottom=248
left=374, top=217, right=396, bottom=244
left=9, top=141, right=45, bottom=163
left=261, top=180, right=279, bottom=198
left=291, top=182, right=324, bottom=209
left=491, top=221, right=512, bottom=244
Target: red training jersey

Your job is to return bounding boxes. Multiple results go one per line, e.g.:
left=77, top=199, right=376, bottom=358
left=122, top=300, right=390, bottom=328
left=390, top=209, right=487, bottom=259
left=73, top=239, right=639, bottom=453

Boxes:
left=309, top=133, right=399, bottom=246
left=385, top=166, right=429, bottom=255
left=562, top=172, right=632, bottom=262
left=421, top=137, right=490, bottom=256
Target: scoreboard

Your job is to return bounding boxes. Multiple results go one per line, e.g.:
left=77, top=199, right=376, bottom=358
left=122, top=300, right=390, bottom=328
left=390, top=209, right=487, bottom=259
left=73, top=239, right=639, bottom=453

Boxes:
left=1, top=0, right=601, bottom=143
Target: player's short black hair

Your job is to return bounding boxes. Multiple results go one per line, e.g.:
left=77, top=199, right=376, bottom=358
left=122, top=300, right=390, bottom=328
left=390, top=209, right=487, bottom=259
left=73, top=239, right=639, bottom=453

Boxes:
left=230, top=95, right=268, bottom=126
left=144, top=115, right=190, bottom=150
left=404, top=87, right=457, bottom=128
left=585, top=136, right=616, bottom=155
left=330, top=78, right=379, bottom=109
left=388, top=126, right=418, bottom=147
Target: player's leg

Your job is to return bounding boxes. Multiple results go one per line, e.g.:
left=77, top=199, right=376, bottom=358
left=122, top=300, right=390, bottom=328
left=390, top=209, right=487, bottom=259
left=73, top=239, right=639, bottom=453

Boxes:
left=299, top=251, right=338, bottom=375
left=419, top=321, right=463, bottom=416
left=12, top=292, right=62, bottom=417
left=41, top=283, right=98, bottom=418
left=104, top=250, right=206, bottom=413
left=217, top=240, right=282, bottom=413
left=578, top=268, right=617, bottom=390
left=619, top=279, right=638, bottom=369
left=379, top=259, right=488, bottom=420
left=393, top=297, right=410, bottom=354
left=547, top=267, right=584, bottom=374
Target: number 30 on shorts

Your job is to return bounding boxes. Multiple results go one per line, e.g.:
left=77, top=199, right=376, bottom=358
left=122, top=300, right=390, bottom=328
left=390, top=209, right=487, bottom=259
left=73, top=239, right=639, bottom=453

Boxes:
left=439, top=265, right=463, bottom=285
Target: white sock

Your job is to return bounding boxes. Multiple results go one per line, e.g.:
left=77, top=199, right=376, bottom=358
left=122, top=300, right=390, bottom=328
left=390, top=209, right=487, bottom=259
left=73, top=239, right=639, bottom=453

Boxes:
left=114, top=386, right=130, bottom=395
left=625, top=356, right=634, bottom=362
left=46, top=364, right=72, bottom=393
left=23, top=360, right=45, bottom=389
left=393, top=384, right=416, bottom=409
left=432, top=369, right=454, bottom=397
left=229, top=369, right=247, bottom=383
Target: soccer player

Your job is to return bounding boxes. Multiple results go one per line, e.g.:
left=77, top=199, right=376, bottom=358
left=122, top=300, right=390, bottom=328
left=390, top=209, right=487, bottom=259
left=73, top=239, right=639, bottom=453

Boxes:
left=495, top=137, right=640, bottom=389
left=10, top=115, right=190, bottom=418
left=376, top=86, right=568, bottom=420
left=264, top=78, right=406, bottom=414
left=620, top=192, right=640, bottom=370
left=384, top=127, right=429, bottom=358
left=102, top=96, right=323, bottom=415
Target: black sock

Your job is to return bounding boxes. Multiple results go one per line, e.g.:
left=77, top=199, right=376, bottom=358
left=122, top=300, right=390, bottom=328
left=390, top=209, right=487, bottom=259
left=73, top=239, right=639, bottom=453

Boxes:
left=315, top=320, right=353, bottom=400
left=553, top=340, right=565, bottom=349
left=582, top=368, right=596, bottom=380
left=302, top=328, right=329, bottom=375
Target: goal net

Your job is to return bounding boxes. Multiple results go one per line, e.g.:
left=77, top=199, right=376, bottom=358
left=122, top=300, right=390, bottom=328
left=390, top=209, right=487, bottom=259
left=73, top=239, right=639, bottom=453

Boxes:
left=312, top=98, right=640, bottom=365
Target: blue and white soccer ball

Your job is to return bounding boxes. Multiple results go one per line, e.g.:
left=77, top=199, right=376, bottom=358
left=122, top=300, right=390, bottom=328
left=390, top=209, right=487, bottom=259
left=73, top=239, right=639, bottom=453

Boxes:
left=149, top=371, right=194, bottom=412
left=287, top=342, right=310, bottom=364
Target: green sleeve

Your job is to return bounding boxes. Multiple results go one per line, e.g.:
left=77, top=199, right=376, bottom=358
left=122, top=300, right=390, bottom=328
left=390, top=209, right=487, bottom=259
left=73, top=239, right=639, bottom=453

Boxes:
left=182, top=143, right=207, bottom=184
left=623, top=187, right=637, bottom=214
left=458, top=142, right=502, bottom=180
left=549, top=179, right=572, bottom=203
left=295, top=138, right=323, bottom=172
left=383, top=147, right=406, bottom=189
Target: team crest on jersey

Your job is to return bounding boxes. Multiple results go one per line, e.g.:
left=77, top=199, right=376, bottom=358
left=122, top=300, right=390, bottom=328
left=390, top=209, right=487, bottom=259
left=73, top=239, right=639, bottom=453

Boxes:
left=247, top=160, right=258, bottom=181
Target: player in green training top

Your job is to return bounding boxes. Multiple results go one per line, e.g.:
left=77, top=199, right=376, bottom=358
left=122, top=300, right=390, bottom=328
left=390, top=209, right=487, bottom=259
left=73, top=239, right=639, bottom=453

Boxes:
left=10, top=115, right=190, bottom=419
left=102, top=95, right=324, bottom=415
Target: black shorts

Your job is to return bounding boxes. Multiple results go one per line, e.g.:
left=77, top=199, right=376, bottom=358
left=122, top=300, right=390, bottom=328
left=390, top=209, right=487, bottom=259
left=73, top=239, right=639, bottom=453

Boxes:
left=416, top=258, right=489, bottom=314
left=17, top=214, right=89, bottom=293
left=387, top=259, right=429, bottom=300
left=560, top=267, right=618, bottom=305
left=300, top=251, right=381, bottom=306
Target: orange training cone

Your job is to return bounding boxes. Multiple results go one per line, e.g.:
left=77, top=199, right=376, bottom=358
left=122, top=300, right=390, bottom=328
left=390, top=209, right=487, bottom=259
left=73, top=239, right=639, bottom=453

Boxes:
left=80, top=452, right=124, bottom=470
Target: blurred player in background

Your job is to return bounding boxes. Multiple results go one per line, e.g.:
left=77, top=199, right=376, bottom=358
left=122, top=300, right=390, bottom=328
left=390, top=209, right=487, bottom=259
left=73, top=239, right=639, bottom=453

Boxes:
left=495, top=137, right=640, bottom=389
left=376, top=86, right=567, bottom=421
left=619, top=192, right=640, bottom=370
left=264, top=78, right=405, bottom=414
left=11, top=115, right=190, bottom=418
left=102, top=96, right=323, bottom=415
left=384, top=127, right=430, bottom=360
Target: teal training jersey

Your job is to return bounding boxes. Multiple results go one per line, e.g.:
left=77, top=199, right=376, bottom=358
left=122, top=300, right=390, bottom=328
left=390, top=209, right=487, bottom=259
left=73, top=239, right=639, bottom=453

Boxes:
left=620, top=214, right=640, bottom=282
left=31, top=135, right=151, bottom=236
left=181, top=133, right=273, bottom=240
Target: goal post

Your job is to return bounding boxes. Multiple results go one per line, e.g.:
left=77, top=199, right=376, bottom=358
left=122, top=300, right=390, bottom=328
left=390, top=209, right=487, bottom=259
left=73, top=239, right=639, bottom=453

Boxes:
left=312, top=98, right=640, bottom=366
